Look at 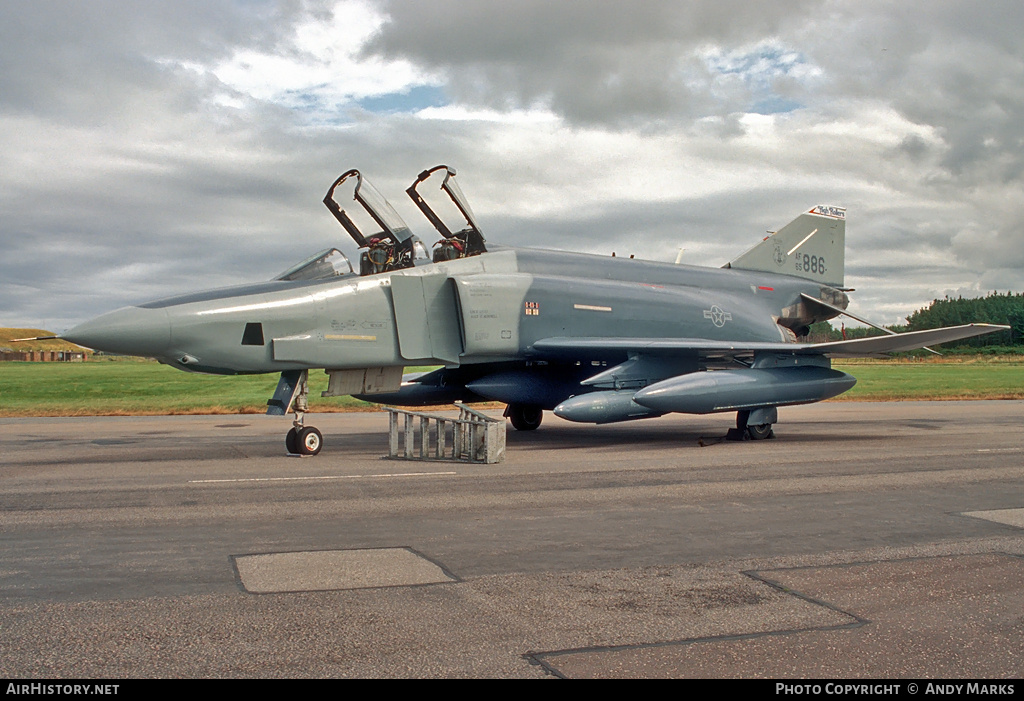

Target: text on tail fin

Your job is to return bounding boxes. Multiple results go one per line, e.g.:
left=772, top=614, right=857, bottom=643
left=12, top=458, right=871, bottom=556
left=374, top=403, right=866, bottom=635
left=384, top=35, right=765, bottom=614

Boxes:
left=726, top=205, right=846, bottom=288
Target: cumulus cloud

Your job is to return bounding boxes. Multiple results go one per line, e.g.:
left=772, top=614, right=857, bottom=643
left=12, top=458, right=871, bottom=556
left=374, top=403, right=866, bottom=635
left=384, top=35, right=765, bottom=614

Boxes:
left=363, top=0, right=826, bottom=125
left=1, top=0, right=1022, bottom=332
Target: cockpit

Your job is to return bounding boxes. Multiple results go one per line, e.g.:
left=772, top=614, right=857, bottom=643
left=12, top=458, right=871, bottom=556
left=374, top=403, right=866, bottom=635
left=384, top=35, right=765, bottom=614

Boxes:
left=407, top=165, right=488, bottom=262
left=321, top=165, right=486, bottom=277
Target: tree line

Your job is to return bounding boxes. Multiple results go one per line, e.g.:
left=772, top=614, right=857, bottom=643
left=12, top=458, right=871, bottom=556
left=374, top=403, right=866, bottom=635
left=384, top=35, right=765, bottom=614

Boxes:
left=807, top=291, right=1023, bottom=348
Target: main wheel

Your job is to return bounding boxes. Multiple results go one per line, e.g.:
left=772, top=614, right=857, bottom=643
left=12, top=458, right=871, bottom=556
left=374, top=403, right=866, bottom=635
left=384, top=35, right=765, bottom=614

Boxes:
left=285, top=427, right=299, bottom=454
left=506, top=404, right=543, bottom=431
left=296, top=426, right=323, bottom=455
left=736, top=410, right=773, bottom=440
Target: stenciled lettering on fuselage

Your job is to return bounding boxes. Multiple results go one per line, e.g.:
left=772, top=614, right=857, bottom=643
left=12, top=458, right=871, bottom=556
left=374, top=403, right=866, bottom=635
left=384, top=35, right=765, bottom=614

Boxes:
left=703, top=305, right=732, bottom=328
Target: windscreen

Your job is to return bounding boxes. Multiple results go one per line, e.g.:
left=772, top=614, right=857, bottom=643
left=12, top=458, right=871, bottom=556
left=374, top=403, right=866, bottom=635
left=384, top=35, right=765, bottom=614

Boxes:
left=275, top=248, right=354, bottom=281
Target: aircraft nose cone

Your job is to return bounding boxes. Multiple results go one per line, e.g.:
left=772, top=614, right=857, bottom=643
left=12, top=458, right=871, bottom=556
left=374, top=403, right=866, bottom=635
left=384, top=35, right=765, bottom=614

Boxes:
left=63, top=306, right=171, bottom=357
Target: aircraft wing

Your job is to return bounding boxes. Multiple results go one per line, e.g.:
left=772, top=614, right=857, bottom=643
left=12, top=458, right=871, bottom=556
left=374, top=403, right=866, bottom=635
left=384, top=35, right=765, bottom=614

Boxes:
left=530, top=323, right=1009, bottom=360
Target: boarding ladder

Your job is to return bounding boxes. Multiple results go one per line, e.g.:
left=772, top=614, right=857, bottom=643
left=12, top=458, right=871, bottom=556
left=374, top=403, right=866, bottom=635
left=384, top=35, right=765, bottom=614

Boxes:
left=385, top=403, right=506, bottom=464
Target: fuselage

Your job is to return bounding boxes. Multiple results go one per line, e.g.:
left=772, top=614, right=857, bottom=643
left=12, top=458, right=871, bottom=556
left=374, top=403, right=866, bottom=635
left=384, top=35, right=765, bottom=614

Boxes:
left=63, top=246, right=846, bottom=376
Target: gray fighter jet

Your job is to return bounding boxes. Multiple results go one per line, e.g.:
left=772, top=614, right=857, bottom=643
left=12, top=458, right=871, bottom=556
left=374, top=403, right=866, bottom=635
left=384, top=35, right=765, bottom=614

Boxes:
left=62, top=165, right=1007, bottom=455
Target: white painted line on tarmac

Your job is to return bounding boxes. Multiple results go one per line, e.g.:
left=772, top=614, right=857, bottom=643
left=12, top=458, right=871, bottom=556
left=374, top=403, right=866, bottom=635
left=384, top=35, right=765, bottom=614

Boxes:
left=962, top=508, right=1024, bottom=528
left=190, top=471, right=457, bottom=484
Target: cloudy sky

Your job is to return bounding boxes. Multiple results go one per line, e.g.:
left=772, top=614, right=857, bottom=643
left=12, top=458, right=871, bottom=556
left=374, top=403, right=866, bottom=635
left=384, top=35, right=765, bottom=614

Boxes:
left=2, top=0, right=1022, bottom=332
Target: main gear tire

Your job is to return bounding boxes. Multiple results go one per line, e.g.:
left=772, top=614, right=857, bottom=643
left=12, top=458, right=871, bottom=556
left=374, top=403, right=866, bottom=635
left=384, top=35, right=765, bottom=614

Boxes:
left=736, top=410, right=774, bottom=440
left=506, top=404, right=543, bottom=431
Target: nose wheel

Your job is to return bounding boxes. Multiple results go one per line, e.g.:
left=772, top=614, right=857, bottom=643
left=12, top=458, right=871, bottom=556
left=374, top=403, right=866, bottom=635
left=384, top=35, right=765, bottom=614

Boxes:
left=282, top=370, right=323, bottom=456
left=287, top=425, right=323, bottom=456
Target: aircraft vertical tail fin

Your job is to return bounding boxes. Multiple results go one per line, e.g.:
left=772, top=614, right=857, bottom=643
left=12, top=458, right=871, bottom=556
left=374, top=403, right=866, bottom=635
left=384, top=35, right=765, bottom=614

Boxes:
left=726, top=206, right=845, bottom=288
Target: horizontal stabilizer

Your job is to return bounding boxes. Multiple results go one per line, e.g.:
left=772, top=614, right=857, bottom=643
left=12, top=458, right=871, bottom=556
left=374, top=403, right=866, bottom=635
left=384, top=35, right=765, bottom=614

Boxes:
left=806, top=323, right=1009, bottom=356
left=800, top=293, right=939, bottom=355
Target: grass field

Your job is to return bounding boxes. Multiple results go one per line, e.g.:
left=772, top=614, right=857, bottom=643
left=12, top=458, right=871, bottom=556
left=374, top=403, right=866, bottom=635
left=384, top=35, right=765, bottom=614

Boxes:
left=0, top=359, right=375, bottom=417
left=1, top=356, right=1022, bottom=417
left=831, top=358, right=1024, bottom=401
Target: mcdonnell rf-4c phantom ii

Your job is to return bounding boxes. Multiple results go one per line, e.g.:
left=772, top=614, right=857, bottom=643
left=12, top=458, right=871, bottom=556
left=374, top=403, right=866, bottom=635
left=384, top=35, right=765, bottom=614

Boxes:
left=61, top=165, right=1007, bottom=455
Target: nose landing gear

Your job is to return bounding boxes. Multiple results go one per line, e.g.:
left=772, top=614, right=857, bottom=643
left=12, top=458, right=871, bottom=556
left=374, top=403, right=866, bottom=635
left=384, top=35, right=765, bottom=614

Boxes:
left=286, top=424, right=323, bottom=456
left=270, top=369, right=324, bottom=456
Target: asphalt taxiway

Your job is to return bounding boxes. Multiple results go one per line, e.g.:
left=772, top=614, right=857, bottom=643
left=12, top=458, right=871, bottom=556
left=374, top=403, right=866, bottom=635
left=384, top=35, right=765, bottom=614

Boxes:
left=2, top=401, right=1023, bottom=678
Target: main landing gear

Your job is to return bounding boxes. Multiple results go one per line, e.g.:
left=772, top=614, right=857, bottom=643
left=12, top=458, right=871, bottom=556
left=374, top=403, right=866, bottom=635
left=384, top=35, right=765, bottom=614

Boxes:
left=283, top=370, right=322, bottom=456
left=728, top=407, right=777, bottom=441
left=505, top=403, right=543, bottom=431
